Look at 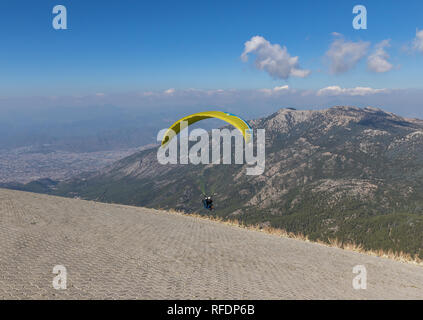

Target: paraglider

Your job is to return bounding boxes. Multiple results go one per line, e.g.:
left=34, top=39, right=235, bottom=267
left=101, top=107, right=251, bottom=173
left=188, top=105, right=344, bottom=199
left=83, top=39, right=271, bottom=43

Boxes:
left=160, top=111, right=254, bottom=212
left=161, top=111, right=253, bottom=147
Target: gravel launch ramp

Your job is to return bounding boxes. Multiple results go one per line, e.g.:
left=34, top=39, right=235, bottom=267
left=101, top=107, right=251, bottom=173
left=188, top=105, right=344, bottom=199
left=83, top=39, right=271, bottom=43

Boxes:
left=1, top=188, right=423, bottom=299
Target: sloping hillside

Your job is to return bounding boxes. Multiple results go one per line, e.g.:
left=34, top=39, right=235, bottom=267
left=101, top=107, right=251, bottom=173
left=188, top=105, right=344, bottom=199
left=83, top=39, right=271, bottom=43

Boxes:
left=47, top=106, right=423, bottom=259
left=1, top=188, right=423, bottom=299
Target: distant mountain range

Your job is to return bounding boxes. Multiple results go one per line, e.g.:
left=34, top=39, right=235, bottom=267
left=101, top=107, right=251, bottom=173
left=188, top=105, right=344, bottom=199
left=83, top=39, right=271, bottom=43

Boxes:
left=14, top=106, right=423, bottom=258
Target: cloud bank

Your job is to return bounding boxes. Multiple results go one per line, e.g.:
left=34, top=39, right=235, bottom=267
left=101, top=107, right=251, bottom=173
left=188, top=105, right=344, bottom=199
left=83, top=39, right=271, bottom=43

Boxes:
left=3, top=86, right=423, bottom=121
left=317, top=86, right=388, bottom=96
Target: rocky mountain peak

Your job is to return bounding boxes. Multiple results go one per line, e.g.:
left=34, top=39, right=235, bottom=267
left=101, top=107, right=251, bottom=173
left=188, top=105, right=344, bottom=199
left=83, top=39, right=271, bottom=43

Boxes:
left=258, top=106, right=421, bottom=135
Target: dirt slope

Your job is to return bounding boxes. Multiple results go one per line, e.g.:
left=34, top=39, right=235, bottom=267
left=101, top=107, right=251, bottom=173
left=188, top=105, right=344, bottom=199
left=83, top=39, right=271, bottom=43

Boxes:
left=1, top=188, right=422, bottom=299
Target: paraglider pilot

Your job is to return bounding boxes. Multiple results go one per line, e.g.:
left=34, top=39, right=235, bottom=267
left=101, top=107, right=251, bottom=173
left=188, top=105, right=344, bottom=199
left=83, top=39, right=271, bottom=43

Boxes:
left=202, top=196, right=214, bottom=210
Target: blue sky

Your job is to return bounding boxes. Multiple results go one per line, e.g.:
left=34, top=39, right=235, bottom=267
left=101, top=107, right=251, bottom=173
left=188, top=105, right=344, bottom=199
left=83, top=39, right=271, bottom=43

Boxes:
left=0, top=0, right=422, bottom=116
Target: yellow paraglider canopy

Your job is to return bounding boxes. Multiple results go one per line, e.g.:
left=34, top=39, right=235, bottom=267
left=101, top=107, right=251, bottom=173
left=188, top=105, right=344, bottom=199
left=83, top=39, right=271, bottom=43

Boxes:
left=161, top=111, right=252, bottom=147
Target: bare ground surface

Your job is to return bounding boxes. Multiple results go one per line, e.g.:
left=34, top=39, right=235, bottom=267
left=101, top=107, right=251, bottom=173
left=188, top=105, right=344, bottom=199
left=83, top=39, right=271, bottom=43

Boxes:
left=1, top=188, right=423, bottom=299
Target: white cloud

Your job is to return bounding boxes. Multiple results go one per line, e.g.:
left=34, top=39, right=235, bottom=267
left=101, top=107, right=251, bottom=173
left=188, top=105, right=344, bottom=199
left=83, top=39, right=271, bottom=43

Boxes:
left=326, top=37, right=370, bottom=74
left=274, top=85, right=290, bottom=92
left=317, top=86, right=388, bottom=96
left=413, top=29, right=423, bottom=53
left=164, top=88, right=176, bottom=94
left=367, top=40, right=393, bottom=73
left=258, top=85, right=291, bottom=94
left=241, top=36, right=311, bottom=79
